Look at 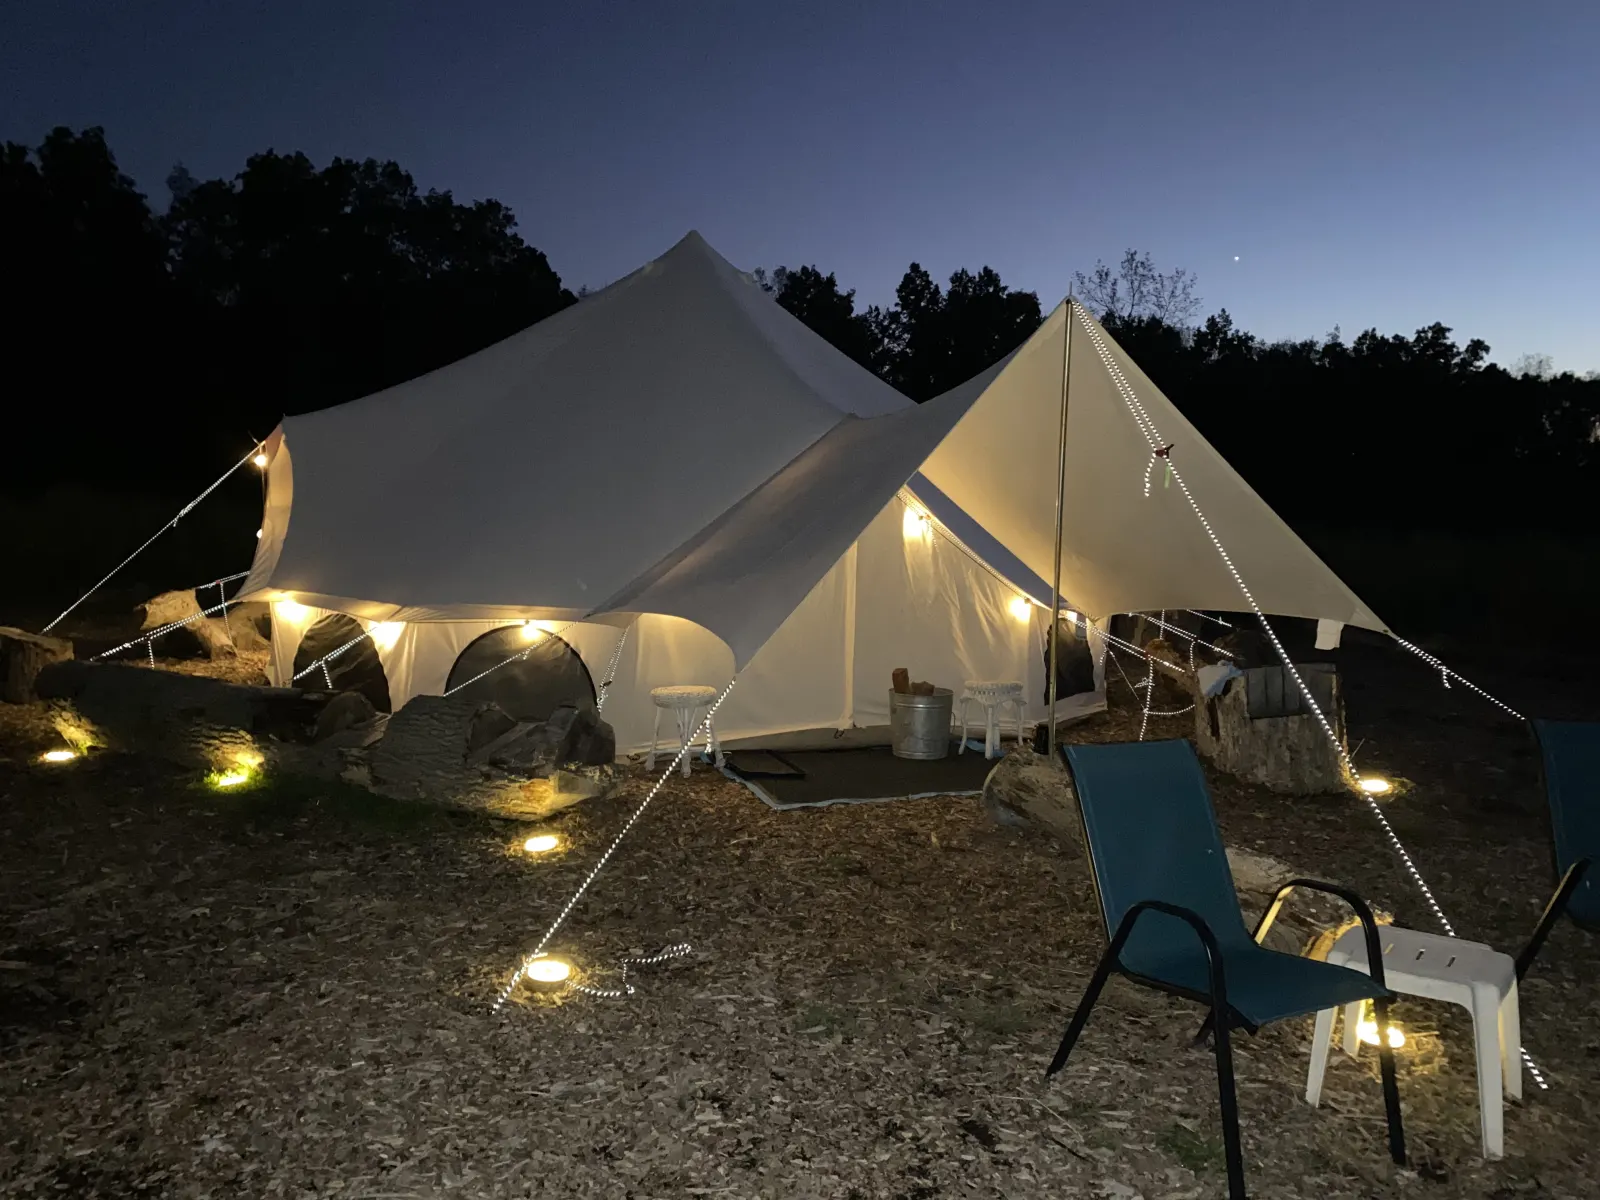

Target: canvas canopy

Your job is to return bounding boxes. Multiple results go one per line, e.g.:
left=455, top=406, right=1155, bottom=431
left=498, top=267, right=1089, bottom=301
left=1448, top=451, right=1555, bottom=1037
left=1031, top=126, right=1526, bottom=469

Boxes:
left=242, top=231, right=1382, bottom=752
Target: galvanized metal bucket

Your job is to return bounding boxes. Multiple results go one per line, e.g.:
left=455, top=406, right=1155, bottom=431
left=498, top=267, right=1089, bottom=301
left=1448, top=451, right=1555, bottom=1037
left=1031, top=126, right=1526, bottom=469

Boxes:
left=888, top=687, right=954, bottom=760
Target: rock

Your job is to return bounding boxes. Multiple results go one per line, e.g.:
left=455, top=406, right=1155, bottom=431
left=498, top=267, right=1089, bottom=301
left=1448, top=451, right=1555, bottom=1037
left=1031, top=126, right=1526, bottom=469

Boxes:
left=0, top=626, right=74, bottom=703
left=487, top=765, right=622, bottom=821
left=466, top=703, right=519, bottom=756
left=547, top=703, right=616, bottom=766
left=979, top=747, right=1085, bottom=858
left=313, top=691, right=378, bottom=742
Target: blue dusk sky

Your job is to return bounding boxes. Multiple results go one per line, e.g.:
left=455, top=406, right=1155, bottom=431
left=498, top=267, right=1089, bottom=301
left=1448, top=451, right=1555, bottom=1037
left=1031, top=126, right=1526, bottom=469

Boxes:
left=4, top=0, right=1596, bottom=371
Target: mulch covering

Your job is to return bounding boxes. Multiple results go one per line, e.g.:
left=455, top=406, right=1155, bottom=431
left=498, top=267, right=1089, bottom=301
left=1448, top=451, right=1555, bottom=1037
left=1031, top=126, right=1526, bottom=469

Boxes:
left=2, top=636, right=1598, bottom=1198
left=725, top=743, right=1000, bottom=809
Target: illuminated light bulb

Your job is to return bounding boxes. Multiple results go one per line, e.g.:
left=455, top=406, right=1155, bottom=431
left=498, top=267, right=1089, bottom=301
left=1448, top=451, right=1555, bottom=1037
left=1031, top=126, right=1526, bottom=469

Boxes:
left=1358, top=1018, right=1405, bottom=1049
left=368, top=621, right=404, bottom=651
left=526, top=958, right=571, bottom=985
left=520, top=620, right=546, bottom=643
left=902, top=507, right=932, bottom=542
left=1359, top=777, right=1392, bottom=796
left=1008, top=596, right=1032, bottom=621
left=523, top=833, right=560, bottom=854
left=255, top=529, right=263, bottom=540
left=40, top=749, right=77, bottom=763
left=275, top=600, right=309, bottom=624
left=253, top=453, right=269, bottom=468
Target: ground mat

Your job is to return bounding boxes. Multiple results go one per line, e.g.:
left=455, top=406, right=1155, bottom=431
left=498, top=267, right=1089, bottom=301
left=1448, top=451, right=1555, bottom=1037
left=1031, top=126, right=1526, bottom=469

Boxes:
left=724, top=743, right=996, bottom=810
left=722, top=749, right=806, bottom=779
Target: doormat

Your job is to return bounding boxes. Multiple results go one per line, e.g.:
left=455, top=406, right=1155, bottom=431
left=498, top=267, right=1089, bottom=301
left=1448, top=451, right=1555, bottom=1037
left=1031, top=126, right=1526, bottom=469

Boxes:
left=722, top=744, right=997, bottom=810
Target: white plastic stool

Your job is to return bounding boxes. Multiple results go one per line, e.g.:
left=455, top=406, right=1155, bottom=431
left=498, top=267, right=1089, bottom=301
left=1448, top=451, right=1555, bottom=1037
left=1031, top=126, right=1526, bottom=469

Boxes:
left=647, top=685, right=723, bottom=777
left=957, top=681, right=1027, bottom=760
left=1306, top=924, right=1521, bottom=1159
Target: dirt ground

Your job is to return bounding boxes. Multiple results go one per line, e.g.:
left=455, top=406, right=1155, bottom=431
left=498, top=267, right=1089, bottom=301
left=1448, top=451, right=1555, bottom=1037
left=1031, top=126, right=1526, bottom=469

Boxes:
left=1, top=632, right=1597, bottom=1199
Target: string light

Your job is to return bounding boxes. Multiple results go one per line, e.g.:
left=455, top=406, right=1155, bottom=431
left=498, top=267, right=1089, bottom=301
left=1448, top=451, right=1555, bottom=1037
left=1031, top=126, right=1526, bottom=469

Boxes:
left=1076, top=306, right=1552, bottom=1089
left=593, top=625, right=632, bottom=712
left=41, top=446, right=262, bottom=635
left=569, top=943, right=694, bottom=999
left=493, top=680, right=737, bottom=1012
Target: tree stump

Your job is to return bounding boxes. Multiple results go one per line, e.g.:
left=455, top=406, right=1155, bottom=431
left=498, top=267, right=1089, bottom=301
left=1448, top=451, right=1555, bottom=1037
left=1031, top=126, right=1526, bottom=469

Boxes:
left=0, top=626, right=74, bottom=703
left=1191, top=663, right=1350, bottom=795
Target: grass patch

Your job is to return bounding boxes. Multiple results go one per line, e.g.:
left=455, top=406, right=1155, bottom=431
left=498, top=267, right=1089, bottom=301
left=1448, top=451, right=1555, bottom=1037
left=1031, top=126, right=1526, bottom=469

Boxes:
left=794, top=1003, right=857, bottom=1038
left=1157, top=1122, right=1225, bottom=1173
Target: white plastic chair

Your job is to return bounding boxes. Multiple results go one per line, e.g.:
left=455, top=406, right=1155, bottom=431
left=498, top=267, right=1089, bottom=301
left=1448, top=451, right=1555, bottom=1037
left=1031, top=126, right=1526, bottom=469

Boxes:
left=958, top=681, right=1026, bottom=760
left=1306, top=923, right=1521, bottom=1159
left=647, top=685, right=723, bottom=777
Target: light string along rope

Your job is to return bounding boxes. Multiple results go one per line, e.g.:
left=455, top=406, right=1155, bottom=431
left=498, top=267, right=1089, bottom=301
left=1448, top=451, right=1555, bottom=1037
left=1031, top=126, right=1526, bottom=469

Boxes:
left=93, top=570, right=252, bottom=662
left=493, top=679, right=739, bottom=1012
left=42, top=447, right=262, bottom=635
left=1074, top=306, right=1550, bottom=1088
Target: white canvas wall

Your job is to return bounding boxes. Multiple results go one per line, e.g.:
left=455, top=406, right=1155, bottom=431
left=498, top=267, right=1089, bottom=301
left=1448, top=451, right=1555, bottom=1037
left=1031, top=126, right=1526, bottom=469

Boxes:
left=266, top=491, right=1092, bottom=754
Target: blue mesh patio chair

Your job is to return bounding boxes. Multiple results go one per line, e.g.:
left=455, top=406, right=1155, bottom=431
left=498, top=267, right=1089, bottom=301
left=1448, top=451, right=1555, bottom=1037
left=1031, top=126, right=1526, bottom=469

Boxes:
left=1515, top=720, right=1598, bottom=980
left=1049, top=739, right=1405, bottom=1200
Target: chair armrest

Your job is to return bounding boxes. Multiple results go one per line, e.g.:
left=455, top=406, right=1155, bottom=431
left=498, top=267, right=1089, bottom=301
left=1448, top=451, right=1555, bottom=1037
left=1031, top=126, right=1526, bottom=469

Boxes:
left=1252, top=877, right=1393, bottom=994
left=1515, top=857, right=1591, bottom=981
left=1108, top=900, right=1228, bottom=987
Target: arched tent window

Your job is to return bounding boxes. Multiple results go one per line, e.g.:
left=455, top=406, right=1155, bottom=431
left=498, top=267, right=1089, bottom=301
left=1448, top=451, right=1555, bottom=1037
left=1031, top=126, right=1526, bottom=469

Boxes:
left=291, top=614, right=393, bottom=712
left=445, top=625, right=596, bottom=722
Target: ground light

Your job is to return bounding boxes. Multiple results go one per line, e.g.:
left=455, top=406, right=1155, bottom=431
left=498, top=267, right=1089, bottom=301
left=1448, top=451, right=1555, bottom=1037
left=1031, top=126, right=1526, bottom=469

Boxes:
left=39, top=749, right=77, bottom=763
left=210, top=769, right=253, bottom=789
left=1359, top=1016, right=1406, bottom=1049
left=1359, top=777, right=1393, bottom=796
left=523, top=833, right=561, bottom=854
left=525, top=957, right=572, bottom=988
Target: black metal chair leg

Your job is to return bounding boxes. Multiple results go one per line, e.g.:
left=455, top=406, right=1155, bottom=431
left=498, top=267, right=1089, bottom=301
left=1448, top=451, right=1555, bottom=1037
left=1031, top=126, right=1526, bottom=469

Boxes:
left=1371, top=994, right=1407, bottom=1166
left=1191, top=1009, right=1215, bottom=1047
left=1515, top=858, right=1590, bottom=981
left=1211, top=995, right=1247, bottom=1200
left=1047, top=940, right=1121, bottom=1077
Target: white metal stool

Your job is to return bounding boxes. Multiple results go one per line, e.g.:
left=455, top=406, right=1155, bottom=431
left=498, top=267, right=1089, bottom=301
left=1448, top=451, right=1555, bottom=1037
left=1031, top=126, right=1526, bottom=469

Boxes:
left=647, top=685, right=723, bottom=777
left=1306, top=923, right=1521, bottom=1159
left=957, top=681, right=1027, bottom=760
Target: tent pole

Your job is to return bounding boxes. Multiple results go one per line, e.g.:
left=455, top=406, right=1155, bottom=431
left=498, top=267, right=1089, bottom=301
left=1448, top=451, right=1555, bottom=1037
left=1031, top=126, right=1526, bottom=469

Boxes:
left=1047, top=297, right=1074, bottom=758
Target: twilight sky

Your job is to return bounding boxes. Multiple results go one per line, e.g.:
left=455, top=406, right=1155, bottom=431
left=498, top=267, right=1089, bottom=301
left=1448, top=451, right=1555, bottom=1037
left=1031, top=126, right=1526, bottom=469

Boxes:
left=5, top=0, right=1597, bottom=372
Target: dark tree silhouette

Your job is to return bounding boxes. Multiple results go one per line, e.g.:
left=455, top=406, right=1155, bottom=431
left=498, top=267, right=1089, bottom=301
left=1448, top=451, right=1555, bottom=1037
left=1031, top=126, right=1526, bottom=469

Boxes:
left=2, top=126, right=1594, bottom=543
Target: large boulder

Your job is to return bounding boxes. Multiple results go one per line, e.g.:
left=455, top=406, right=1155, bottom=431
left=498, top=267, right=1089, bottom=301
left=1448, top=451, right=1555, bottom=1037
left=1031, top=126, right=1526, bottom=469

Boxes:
left=369, top=694, right=620, bottom=818
left=1, top=626, right=73, bottom=703
left=547, top=703, right=616, bottom=767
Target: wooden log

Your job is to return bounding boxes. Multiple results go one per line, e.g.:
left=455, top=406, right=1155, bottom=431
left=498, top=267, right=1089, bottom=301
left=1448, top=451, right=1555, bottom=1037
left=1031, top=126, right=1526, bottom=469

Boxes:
left=140, top=589, right=237, bottom=659
left=34, top=660, right=325, bottom=770
left=0, top=626, right=74, bottom=703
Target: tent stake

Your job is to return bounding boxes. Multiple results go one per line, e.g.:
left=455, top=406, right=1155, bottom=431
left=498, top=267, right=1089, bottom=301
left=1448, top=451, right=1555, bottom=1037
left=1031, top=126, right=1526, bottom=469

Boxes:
left=1047, top=298, right=1074, bottom=758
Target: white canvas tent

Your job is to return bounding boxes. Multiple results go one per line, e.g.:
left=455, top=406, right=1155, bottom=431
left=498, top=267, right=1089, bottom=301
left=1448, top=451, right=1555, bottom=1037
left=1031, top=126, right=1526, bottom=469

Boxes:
left=240, top=231, right=1384, bottom=753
